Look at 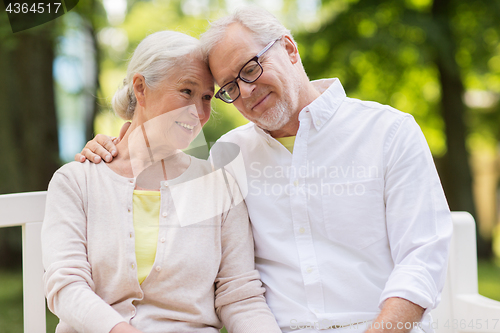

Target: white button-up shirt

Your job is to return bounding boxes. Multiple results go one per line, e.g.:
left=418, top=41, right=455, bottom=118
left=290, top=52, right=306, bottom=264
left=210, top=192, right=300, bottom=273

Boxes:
left=214, top=78, right=452, bottom=333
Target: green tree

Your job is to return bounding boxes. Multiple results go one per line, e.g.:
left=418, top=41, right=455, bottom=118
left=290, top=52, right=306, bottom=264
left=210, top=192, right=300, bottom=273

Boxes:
left=0, top=11, right=61, bottom=266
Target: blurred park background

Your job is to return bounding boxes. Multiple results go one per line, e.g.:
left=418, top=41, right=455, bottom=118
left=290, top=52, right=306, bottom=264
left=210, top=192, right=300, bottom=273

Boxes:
left=1, top=0, right=500, bottom=331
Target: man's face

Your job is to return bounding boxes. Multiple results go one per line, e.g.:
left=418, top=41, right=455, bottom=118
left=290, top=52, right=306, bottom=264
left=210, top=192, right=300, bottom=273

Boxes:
left=208, top=24, right=300, bottom=132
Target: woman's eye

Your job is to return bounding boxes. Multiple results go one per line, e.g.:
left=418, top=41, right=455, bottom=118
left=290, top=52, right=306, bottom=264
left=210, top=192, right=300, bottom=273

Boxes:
left=203, top=94, right=213, bottom=101
left=181, top=89, right=192, bottom=95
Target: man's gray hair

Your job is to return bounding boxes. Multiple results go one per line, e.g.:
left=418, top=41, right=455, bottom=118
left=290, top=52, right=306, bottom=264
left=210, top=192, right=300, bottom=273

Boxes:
left=112, top=31, right=200, bottom=120
left=200, top=6, right=292, bottom=63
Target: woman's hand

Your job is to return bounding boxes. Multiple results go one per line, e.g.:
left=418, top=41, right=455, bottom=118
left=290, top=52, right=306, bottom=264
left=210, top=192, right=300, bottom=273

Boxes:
left=109, top=322, right=144, bottom=333
left=74, top=122, right=131, bottom=163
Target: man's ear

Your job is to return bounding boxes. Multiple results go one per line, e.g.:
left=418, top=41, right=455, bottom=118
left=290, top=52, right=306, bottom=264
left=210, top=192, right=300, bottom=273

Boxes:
left=133, top=73, right=147, bottom=107
left=283, top=35, right=300, bottom=64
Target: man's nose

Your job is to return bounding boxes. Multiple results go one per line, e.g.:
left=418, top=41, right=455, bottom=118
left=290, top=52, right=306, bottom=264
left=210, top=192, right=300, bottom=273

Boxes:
left=239, top=81, right=256, bottom=99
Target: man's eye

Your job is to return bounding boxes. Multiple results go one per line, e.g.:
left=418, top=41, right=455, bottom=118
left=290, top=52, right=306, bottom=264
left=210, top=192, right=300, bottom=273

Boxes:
left=203, top=94, right=213, bottom=101
left=181, top=89, right=192, bottom=95
left=244, top=64, right=258, bottom=75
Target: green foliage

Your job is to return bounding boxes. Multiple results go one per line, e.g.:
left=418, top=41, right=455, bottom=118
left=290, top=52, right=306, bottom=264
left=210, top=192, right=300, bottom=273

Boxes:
left=203, top=99, right=249, bottom=145
left=478, top=259, right=500, bottom=301
left=0, top=269, right=23, bottom=332
left=296, top=0, right=500, bottom=156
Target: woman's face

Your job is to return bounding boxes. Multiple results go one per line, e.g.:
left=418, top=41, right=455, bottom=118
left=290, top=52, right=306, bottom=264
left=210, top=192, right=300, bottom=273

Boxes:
left=138, top=55, right=214, bottom=151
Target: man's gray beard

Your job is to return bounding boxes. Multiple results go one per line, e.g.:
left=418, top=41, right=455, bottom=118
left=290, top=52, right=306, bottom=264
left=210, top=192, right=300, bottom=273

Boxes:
left=257, top=99, right=293, bottom=131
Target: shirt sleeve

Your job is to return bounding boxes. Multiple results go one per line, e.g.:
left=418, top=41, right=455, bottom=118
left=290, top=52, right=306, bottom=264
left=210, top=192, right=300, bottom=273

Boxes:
left=214, top=174, right=281, bottom=333
left=380, top=115, right=453, bottom=313
left=42, top=168, right=126, bottom=333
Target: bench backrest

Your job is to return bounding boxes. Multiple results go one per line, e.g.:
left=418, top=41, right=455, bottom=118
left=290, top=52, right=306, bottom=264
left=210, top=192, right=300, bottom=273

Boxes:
left=0, top=191, right=46, bottom=333
left=431, top=212, right=500, bottom=333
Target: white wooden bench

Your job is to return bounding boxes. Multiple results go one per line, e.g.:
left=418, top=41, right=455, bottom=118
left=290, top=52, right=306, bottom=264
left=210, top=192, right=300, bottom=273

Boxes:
left=0, top=191, right=499, bottom=333
left=0, top=191, right=46, bottom=333
left=432, top=211, right=500, bottom=333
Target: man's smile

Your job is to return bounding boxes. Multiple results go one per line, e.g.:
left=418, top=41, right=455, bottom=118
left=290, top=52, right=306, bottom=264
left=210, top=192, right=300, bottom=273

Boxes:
left=249, top=91, right=272, bottom=112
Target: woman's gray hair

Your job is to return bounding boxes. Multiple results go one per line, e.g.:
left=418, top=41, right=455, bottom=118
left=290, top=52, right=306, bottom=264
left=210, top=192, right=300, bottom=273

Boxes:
left=112, top=31, right=200, bottom=120
left=199, top=6, right=292, bottom=63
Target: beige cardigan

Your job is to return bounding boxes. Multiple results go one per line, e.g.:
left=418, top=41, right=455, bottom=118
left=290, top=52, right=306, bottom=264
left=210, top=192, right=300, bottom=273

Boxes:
left=42, top=157, right=281, bottom=333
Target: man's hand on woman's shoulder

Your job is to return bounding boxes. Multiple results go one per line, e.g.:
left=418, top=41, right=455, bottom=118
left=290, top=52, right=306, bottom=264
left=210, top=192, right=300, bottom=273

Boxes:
left=75, top=133, right=118, bottom=163
left=75, top=122, right=131, bottom=163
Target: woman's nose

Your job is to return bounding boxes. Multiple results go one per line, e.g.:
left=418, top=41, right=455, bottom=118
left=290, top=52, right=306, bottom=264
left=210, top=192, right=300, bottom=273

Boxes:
left=188, top=103, right=204, bottom=120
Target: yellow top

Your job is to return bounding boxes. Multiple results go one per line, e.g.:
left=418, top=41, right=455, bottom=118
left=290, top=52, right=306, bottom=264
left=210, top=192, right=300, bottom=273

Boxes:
left=276, top=136, right=296, bottom=154
left=132, top=190, right=160, bottom=284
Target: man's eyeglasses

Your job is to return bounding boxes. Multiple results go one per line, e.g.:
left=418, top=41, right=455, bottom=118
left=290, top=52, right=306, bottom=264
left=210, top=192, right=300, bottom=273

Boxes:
left=215, top=37, right=282, bottom=104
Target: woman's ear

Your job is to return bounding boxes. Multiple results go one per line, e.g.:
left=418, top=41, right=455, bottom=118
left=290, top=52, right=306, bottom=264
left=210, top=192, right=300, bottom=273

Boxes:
left=283, top=35, right=300, bottom=64
left=133, top=73, right=147, bottom=107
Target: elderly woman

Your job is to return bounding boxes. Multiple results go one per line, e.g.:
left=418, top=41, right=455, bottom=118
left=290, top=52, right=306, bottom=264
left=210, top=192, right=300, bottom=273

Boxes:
left=41, top=31, right=280, bottom=333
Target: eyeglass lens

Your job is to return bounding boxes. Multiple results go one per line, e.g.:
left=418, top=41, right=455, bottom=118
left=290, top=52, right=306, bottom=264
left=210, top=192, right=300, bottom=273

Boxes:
left=220, top=60, right=262, bottom=102
left=217, top=37, right=281, bottom=103
left=241, top=61, right=262, bottom=82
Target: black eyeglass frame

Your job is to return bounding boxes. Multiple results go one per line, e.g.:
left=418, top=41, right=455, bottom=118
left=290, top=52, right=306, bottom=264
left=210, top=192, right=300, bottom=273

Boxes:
left=215, top=36, right=282, bottom=103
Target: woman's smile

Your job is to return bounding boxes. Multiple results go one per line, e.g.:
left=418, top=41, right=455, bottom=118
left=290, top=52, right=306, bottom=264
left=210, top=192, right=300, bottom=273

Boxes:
left=175, top=120, right=195, bottom=131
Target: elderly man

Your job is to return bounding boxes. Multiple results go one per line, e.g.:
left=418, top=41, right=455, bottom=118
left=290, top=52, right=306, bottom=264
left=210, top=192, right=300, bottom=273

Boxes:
left=78, top=7, right=452, bottom=333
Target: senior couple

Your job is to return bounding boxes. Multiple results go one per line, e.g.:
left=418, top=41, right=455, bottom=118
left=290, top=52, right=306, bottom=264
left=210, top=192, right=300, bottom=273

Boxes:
left=42, top=6, right=452, bottom=333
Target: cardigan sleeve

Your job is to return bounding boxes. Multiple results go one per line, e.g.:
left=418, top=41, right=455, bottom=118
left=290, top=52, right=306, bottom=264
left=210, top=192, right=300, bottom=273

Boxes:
left=214, top=174, right=281, bottom=333
left=41, top=166, right=126, bottom=333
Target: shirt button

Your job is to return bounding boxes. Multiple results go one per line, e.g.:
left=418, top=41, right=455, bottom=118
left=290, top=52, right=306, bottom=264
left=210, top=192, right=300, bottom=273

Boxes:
left=293, top=180, right=299, bottom=187
left=129, top=232, right=133, bottom=238
left=316, top=120, right=321, bottom=126
left=299, top=228, right=305, bottom=234
left=160, top=237, right=166, bottom=243
left=131, top=263, right=135, bottom=269
left=155, top=266, right=161, bottom=272
left=306, top=267, right=313, bottom=273
left=162, top=212, right=167, bottom=217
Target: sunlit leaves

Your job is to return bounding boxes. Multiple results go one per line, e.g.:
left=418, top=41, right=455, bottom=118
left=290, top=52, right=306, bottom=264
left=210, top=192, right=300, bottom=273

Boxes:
left=404, top=0, right=432, bottom=12
left=296, top=0, right=500, bottom=155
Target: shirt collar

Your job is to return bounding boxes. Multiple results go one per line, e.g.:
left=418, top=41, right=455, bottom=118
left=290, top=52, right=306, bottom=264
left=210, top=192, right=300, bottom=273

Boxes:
left=251, top=78, right=346, bottom=139
left=253, top=123, right=273, bottom=144
left=300, top=78, right=346, bottom=131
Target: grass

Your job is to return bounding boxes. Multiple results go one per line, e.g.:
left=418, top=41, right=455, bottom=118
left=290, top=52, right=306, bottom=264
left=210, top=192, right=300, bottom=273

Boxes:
left=0, top=269, right=59, bottom=333
left=0, top=261, right=499, bottom=332
left=477, top=259, right=500, bottom=301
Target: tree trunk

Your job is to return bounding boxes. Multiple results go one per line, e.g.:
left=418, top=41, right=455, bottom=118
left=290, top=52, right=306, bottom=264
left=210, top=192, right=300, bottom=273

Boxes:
left=84, top=3, right=101, bottom=142
left=0, top=21, right=60, bottom=267
left=432, top=0, right=492, bottom=258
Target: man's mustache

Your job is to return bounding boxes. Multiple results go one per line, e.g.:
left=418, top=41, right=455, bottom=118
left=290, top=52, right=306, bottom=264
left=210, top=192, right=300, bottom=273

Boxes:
left=243, top=89, right=271, bottom=110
